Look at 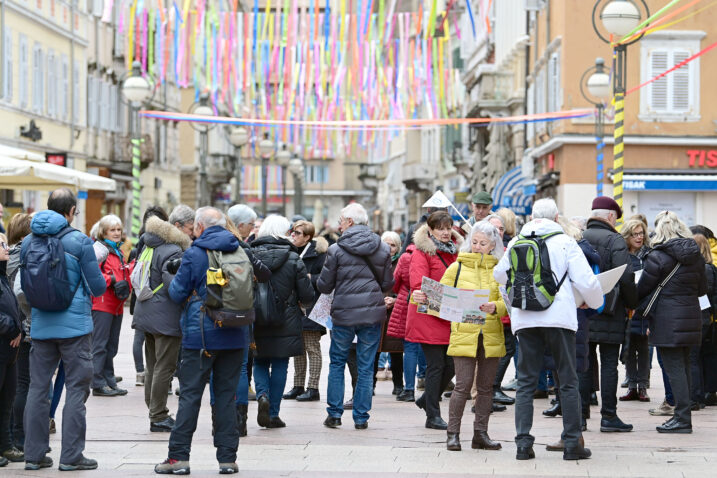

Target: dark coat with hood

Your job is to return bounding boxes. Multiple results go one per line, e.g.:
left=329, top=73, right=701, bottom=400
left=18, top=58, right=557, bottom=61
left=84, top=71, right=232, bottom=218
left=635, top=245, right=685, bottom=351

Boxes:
left=387, top=244, right=415, bottom=339
left=638, top=238, right=707, bottom=348
left=251, top=236, right=314, bottom=358
left=169, top=226, right=249, bottom=350
left=583, top=218, right=638, bottom=344
left=297, top=237, right=329, bottom=333
left=317, top=224, right=394, bottom=328
left=133, top=217, right=192, bottom=337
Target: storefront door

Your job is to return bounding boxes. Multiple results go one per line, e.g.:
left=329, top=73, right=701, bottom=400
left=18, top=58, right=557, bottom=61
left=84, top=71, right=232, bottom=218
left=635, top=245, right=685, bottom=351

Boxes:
left=637, top=192, right=696, bottom=228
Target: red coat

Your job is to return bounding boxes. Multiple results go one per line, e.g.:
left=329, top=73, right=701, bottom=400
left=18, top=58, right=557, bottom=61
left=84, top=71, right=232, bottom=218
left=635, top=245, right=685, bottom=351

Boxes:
left=387, top=245, right=415, bottom=339
left=404, top=225, right=461, bottom=345
left=92, top=243, right=132, bottom=315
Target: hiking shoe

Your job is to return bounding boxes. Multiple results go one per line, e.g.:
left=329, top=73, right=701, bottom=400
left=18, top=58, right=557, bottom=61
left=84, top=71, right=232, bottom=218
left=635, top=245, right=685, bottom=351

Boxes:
left=155, top=458, right=190, bottom=475
left=600, top=415, right=633, bottom=432
left=111, top=386, right=128, bottom=396
left=93, top=386, right=121, bottom=397
left=136, top=372, right=146, bottom=386
left=219, top=462, right=238, bottom=474
left=2, top=447, right=24, bottom=462
left=59, top=455, right=98, bottom=471
left=649, top=400, right=675, bottom=416
left=150, top=417, right=176, bottom=432
left=25, top=456, right=53, bottom=470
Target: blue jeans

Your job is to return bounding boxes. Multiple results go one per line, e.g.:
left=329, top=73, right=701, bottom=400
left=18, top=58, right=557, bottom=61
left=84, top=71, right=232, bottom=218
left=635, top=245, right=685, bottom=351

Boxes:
left=403, top=340, right=425, bottom=391
left=253, top=357, right=289, bottom=417
left=209, top=346, right=249, bottom=407
left=378, top=352, right=390, bottom=369
left=327, top=324, right=381, bottom=424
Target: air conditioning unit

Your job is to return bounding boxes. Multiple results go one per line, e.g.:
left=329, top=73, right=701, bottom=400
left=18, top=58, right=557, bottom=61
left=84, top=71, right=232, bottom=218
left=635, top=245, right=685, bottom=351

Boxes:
left=524, top=0, right=543, bottom=11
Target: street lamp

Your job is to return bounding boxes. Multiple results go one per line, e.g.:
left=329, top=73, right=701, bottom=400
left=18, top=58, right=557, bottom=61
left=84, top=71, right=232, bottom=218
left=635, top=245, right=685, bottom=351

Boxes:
left=276, top=144, right=292, bottom=216
left=289, top=156, right=305, bottom=216
left=120, top=61, right=152, bottom=241
left=580, top=58, right=612, bottom=197
left=258, top=132, right=274, bottom=217
left=592, top=0, right=649, bottom=225
left=228, top=126, right=249, bottom=202
left=188, top=93, right=215, bottom=206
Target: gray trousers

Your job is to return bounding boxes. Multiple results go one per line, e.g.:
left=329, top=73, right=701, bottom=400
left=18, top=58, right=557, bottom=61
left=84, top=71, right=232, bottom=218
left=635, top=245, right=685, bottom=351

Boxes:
left=659, top=346, right=692, bottom=424
left=144, top=333, right=181, bottom=422
left=514, top=327, right=582, bottom=449
left=24, top=334, right=93, bottom=465
left=91, top=310, right=123, bottom=389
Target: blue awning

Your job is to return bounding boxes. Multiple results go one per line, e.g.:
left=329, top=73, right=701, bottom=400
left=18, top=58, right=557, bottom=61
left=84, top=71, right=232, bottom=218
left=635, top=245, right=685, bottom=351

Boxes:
left=492, top=167, right=534, bottom=215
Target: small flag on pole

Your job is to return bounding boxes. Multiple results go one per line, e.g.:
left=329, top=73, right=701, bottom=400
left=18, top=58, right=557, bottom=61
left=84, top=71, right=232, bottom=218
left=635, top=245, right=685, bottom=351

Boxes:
left=422, top=190, right=454, bottom=208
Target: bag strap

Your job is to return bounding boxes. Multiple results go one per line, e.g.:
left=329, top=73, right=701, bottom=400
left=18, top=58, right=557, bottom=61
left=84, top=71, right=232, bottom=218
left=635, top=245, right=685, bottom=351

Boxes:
left=338, top=243, right=382, bottom=286
left=436, top=252, right=450, bottom=269
left=643, top=262, right=681, bottom=315
left=453, top=262, right=462, bottom=288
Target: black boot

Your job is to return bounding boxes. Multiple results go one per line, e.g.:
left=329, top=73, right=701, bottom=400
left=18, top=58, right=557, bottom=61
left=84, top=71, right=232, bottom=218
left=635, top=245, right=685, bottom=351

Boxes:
left=296, top=388, right=320, bottom=402
left=543, top=401, right=562, bottom=417
left=236, top=404, right=248, bottom=437
left=446, top=432, right=461, bottom=451
left=472, top=430, right=502, bottom=450
left=283, top=386, right=305, bottom=400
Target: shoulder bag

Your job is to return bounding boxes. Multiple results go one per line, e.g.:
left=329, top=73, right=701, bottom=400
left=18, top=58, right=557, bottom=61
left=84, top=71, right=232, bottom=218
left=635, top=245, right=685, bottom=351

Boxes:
left=638, top=262, right=681, bottom=318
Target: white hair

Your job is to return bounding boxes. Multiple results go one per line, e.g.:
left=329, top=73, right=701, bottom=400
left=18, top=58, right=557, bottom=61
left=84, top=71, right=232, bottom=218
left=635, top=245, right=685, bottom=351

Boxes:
left=195, top=207, right=226, bottom=228
left=461, top=220, right=504, bottom=259
left=381, top=231, right=401, bottom=248
left=340, top=203, right=369, bottom=226
left=591, top=209, right=615, bottom=222
left=652, top=210, right=693, bottom=245
left=531, top=198, right=559, bottom=220
left=571, top=216, right=588, bottom=231
left=89, top=221, right=100, bottom=240
left=169, top=204, right=195, bottom=226
left=257, top=214, right=292, bottom=239
left=97, top=214, right=123, bottom=240
left=227, top=204, right=257, bottom=226
left=484, top=213, right=504, bottom=227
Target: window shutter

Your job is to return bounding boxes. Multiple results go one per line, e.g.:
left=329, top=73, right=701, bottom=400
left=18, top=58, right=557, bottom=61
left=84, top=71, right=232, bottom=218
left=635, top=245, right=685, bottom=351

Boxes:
left=100, top=81, right=110, bottom=130
left=3, top=29, right=12, bottom=100
left=526, top=82, right=535, bottom=140
left=19, top=36, right=28, bottom=108
left=61, top=56, right=69, bottom=120
left=47, top=50, right=55, bottom=118
left=671, top=50, right=690, bottom=112
left=87, top=76, right=96, bottom=127
left=92, top=0, right=103, bottom=17
left=649, top=50, right=668, bottom=111
left=73, top=61, right=80, bottom=124
left=110, top=84, right=118, bottom=131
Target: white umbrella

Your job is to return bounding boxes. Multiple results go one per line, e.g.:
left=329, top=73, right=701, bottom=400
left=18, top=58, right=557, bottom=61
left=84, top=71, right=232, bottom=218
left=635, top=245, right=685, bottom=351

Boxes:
left=0, top=156, right=116, bottom=192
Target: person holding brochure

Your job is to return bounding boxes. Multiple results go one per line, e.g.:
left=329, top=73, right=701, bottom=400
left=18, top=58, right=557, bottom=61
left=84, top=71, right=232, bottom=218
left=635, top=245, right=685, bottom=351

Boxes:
left=440, top=221, right=506, bottom=452
left=406, top=211, right=462, bottom=430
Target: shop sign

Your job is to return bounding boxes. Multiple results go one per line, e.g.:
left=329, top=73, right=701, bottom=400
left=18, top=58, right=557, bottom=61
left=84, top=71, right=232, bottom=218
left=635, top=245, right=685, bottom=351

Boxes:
left=687, top=150, right=717, bottom=168
left=46, top=152, right=67, bottom=166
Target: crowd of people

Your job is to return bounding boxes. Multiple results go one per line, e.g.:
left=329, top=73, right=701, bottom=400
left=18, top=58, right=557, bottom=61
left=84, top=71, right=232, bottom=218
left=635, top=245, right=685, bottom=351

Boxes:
left=0, top=188, right=715, bottom=473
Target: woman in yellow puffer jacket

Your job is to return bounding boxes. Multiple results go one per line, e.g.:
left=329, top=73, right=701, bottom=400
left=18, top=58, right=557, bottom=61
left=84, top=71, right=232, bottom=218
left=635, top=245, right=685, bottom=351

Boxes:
left=440, top=221, right=506, bottom=452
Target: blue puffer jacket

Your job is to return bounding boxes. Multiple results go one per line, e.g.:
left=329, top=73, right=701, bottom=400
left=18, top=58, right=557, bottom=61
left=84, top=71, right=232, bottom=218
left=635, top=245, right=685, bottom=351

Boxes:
left=21, top=210, right=106, bottom=340
left=168, top=225, right=249, bottom=351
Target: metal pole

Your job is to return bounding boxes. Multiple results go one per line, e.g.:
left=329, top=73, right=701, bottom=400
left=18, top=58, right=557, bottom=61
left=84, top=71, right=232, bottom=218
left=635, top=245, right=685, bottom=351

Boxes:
left=130, top=103, right=142, bottom=241
left=281, top=165, right=287, bottom=216
left=261, top=155, right=268, bottom=216
left=234, top=145, right=242, bottom=203
left=612, top=46, right=626, bottom=228
left=596, top=103, right=605, bottom=197
left=199, top=130, right=208, bottom=206
left=295, top=172, right=303, bottom=215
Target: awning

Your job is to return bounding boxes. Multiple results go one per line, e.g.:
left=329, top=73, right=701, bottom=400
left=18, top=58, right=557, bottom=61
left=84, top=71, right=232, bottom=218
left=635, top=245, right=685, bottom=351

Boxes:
left=0, top=144, right=46, bottom=162
left=492, top=166, right=534, bottom=215
left=0, top=156, right=116, bottom=192
left=623, top=173, right=717, bottom=191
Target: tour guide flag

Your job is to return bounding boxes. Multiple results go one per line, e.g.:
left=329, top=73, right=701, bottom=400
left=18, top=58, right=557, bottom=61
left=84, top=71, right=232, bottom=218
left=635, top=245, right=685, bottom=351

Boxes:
left=422, top=190, right=470, bottom=228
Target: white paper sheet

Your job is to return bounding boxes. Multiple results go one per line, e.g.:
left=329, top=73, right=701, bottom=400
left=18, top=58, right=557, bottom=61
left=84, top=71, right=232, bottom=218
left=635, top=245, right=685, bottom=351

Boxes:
left=699, top=295, right=711, bottom=310
left=572, top=264, right=627, bottom=307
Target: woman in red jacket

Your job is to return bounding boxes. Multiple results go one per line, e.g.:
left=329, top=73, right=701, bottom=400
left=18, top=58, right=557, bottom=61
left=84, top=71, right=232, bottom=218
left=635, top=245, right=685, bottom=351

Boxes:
left=91, top=215, right=132, bottom=397
left=406, top=211, right=462, bottom=430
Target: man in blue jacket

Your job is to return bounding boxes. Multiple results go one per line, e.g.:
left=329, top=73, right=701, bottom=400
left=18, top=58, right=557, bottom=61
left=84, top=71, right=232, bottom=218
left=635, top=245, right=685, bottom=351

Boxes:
left=155, top=207, right=251, bottom=476
left=21, top=188, right=106, bottom=471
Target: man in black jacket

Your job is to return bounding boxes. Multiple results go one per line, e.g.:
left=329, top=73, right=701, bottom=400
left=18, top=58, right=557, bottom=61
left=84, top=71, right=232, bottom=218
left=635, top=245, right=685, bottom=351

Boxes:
left=318, top=203, right=394, bottom=430
left=582, top=197, right=638, bottom=433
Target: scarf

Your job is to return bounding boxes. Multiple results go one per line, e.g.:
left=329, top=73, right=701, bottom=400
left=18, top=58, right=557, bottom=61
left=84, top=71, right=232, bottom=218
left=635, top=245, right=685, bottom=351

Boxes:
left=430, top=235, right=457, bottom=255
left=103, top=239, right=124, bottom=260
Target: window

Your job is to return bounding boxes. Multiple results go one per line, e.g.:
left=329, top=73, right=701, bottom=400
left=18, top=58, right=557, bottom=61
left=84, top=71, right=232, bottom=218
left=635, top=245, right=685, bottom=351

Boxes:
left=61, top=55, right=69, bottom=120
left=639, top=31, right=703, bottom=121
left=535, top=68, right=546, bottom=132
left=109, top=84, right=118, bottom=131
left=47, top=50, right=56, bottom=117
left=526, top=83, right=535, bottom=141
left=72, top=61, right=81, bottom=124
left=19, top=35, right=28, bottom=108
left=87, top=75, right=97, bottom=127
left=100, top=80, right=110, bottom=130
left=32, top=44, right=44, bottom=114
left=548, top=51, right=561, bottom=112
left=3, top=29, right=12, bottom=101
left=305, top=165, right=329, bottom=184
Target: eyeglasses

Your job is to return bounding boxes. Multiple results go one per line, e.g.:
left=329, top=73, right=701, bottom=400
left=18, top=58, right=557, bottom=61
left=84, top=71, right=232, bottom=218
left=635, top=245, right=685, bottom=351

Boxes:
left=631, top=231, right=645, bottom=238
left=291, top=230, right=305, bottom=237
left=73, top=210, right=80, bottom=217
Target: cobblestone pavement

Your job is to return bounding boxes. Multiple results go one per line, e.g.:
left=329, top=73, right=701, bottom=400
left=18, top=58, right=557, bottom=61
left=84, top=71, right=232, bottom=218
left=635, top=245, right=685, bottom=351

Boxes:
left=8, top=312, right=717, bottom=477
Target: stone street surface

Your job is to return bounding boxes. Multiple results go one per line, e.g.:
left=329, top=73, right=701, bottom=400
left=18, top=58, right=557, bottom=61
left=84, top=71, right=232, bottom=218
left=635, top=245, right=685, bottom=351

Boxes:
left=9, top=311, right=717, bottom=477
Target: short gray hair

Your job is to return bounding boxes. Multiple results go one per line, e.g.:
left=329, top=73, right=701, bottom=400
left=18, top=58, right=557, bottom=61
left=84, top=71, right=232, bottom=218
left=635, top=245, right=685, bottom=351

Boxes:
left=257, top=214, right=292, bottom=239
left=169, top=204, right=195, bottom=226
left=461, top=220, right=504, bottom=259
left=571, top=216, right=588, bottom=231
left=195, top=207, right=226, bottom=228
left=96, top=214, right=123, bottom=240
left=531, top=198, right=559, bottom=220
left=381, top=231, right=401, bottom=249
left=227, top=204, right=257, bottom=226
left=591, top=209, right=615, bottom=222
left=340, top=203, right=369, bottom=226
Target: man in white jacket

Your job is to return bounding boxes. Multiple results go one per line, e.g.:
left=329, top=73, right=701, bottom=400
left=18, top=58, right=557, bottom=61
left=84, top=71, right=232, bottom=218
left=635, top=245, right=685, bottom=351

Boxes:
left=494, top=198, right=603, bottom=462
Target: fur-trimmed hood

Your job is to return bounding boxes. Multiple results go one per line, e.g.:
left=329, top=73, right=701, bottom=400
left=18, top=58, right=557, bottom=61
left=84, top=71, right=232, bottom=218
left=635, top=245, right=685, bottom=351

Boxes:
left=143, top=216, right=192, bottom=251
left=413, top=224, right=463, bottom=255
left=313, top=236, right=329, bottom=254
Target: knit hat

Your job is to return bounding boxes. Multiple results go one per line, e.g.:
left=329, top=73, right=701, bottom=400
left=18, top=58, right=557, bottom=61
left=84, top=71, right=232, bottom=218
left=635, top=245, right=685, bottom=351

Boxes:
left=591, top=196, right=622, bottom=218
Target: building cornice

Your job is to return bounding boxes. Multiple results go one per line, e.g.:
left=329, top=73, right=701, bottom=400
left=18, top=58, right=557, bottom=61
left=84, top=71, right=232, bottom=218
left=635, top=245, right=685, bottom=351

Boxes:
left=529, top=134, right=717, bottom=158
left=5, top=0, right=89, bottom=47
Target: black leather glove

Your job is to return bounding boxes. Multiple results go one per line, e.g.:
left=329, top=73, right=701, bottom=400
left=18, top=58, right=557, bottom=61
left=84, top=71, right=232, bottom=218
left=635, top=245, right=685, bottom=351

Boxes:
left=113, top=280, right=131, bottom=301
left=167, top=258, right=182, bottom=275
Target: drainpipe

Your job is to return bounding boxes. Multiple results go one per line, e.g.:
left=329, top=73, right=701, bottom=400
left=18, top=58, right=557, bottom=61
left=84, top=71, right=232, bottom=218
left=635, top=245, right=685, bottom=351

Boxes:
left=70, top=0, right=76, bottom=149
left=523, top=11, right=531, bottom=153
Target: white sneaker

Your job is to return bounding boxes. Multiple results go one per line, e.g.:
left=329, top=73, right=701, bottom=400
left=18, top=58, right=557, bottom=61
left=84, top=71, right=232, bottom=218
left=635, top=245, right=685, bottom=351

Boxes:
left=136, top=372, right=146, bottom=386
